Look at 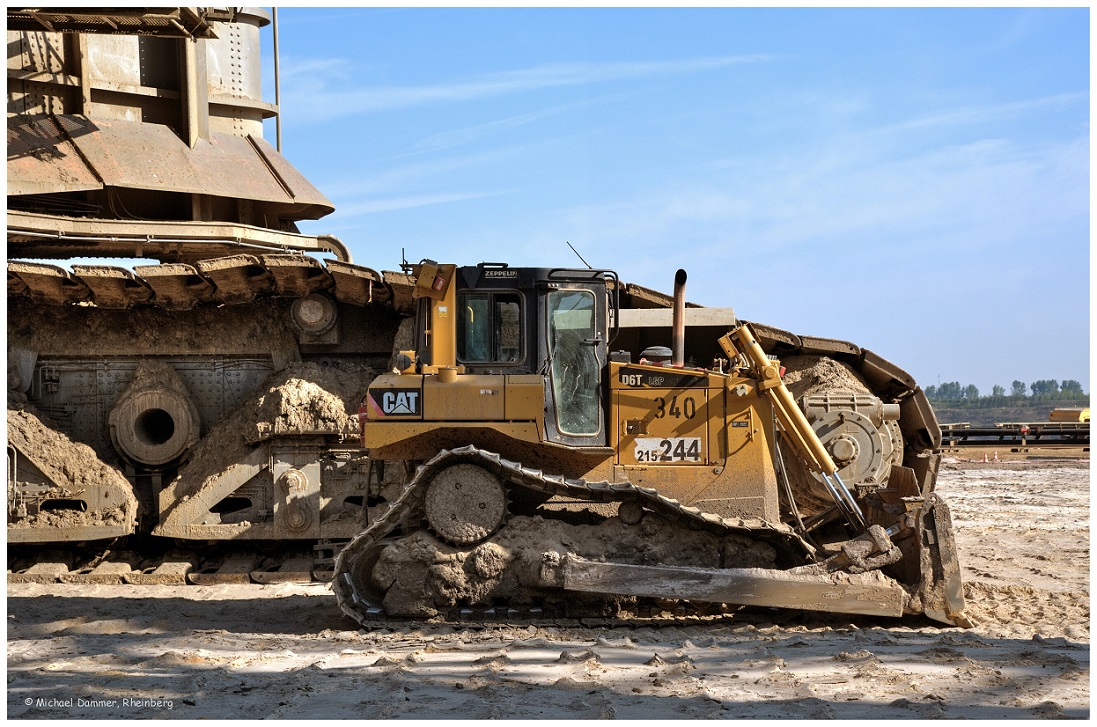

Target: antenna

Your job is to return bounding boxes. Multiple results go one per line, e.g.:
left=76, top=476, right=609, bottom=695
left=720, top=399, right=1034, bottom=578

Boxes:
left=566, top=241, right=592, bottom=269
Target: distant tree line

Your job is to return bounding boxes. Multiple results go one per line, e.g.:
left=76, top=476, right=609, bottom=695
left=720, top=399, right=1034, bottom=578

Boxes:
left=925, top=379, right=1087, bottom=402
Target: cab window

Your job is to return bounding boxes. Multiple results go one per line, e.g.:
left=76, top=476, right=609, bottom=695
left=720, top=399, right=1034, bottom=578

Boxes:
left=457, top=291, right=523, bottom=364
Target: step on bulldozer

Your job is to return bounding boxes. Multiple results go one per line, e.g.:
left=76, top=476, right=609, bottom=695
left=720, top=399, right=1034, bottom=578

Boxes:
left=333, top=261, right=969, bottom=627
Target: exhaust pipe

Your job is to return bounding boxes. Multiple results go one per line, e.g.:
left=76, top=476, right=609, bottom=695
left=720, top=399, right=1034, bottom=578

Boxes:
left=673, top=268, right=687, bottom=367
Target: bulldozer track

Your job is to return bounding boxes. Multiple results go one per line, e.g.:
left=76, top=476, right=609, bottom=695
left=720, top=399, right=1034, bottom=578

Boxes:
left=332, top=445, right=816, bottom=628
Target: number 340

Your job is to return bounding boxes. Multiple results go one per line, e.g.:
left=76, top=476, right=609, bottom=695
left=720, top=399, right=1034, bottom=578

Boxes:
left=654, top=395, right=697, bottom=419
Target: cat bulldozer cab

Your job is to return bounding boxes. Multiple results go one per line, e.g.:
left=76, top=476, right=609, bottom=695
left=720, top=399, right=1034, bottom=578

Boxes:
left=339, top=261, right=969, bottom=628
left=368, top=261, right=615, bottom=449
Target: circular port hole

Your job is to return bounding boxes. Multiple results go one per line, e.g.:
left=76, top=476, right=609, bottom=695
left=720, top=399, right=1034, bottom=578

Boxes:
left=135, top=408, right=176, bottom=446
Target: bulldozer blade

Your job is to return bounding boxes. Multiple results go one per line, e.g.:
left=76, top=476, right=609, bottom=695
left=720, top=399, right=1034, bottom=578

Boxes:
left=555, top=555, right=907, bottom=618
left=917, top=493, right=972, bottom=628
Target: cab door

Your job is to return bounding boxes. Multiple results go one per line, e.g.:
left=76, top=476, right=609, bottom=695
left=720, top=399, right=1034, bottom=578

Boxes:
left=542, top=284, right=607, bottom=446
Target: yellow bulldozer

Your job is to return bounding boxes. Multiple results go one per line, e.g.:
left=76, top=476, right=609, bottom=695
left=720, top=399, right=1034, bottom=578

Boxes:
left=333, top=261, right=969, bottom=627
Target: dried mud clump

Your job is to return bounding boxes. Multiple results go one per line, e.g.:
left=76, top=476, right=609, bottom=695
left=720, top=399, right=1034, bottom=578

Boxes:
left=125, top=359, right=190, bottom=392
left=370, top=513, right=779, bottom=617
left=7, top=406, right=137, bottom=530
left=249, top=363, right=369, bottom=443
left=166, top=361, right=376, bottom=501
left=781, top=354, right=872, bottom=401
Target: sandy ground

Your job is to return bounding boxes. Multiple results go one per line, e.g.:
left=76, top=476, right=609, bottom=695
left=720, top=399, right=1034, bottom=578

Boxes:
left=7, top=454, right=1089, bottom=720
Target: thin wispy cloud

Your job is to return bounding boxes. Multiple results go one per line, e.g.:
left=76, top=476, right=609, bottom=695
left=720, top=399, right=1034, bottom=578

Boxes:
left=881, top=91, right=1086, bottom=134
left=279, top=56, right=350, bottom=79
left=281, top=55, right=771, bottom=123
left=335, top=190, right=509, bottom=217
left=314, top=144, right=530, bottom=200
left=537, top=131, right=1087, bottom=266
left=407, top=92, right=639, bottom=154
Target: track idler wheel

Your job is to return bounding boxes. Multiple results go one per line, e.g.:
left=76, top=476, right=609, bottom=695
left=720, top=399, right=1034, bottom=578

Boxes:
left=423, top=463, right=508, bottom=545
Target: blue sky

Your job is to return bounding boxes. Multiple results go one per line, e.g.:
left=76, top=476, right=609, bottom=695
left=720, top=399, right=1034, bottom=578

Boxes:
left=261, top=6, right=1089, bottom=396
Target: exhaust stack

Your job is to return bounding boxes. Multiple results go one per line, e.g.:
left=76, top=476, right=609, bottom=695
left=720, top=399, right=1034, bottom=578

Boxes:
left=673, top=269, right=687, bottom=367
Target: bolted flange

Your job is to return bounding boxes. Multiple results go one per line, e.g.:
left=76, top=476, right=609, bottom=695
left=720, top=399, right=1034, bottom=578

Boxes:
left=423, top=463, right=508, bottom=546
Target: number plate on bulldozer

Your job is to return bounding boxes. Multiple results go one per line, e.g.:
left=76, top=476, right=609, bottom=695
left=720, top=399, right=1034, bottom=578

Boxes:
left=634, top=437, right=702, bottom=463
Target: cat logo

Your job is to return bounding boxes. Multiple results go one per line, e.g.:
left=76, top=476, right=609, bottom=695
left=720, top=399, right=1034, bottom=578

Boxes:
left=378, top=389, right=420, bottom=416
